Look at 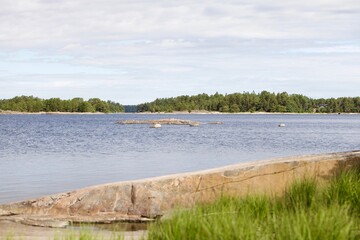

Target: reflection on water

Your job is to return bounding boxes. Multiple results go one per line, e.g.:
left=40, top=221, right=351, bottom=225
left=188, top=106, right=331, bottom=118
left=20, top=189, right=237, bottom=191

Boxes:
left=0, top=114, right=359, bottom=203
left=93, top=222, right=149, bottom=232
left=62, top=222, right=148, bottom=235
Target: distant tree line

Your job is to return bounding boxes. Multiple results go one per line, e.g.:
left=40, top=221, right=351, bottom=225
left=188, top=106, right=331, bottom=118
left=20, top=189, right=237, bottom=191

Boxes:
left=0, top=96, right=124, bottom=113
left=2, top=92, right=359, bottom=114
left=137, top=91, right=360, bottom=113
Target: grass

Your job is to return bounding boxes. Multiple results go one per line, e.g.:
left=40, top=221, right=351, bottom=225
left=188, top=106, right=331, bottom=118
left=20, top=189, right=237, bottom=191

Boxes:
left=325, top=168, right=360, bottom=217
left=147, top=167, right=360, bottom=240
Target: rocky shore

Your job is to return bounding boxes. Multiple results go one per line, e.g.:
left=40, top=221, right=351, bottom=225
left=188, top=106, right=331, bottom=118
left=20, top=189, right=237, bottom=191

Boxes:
left=0, top=150, right=359, bottom=230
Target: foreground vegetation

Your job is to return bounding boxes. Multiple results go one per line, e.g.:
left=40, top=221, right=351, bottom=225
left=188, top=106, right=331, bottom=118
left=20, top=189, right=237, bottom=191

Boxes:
left=138, top=91, right=360, bottom=113
left=0, top=96, right=124, bottom=113
left=147, top=167, right=360, bottom=240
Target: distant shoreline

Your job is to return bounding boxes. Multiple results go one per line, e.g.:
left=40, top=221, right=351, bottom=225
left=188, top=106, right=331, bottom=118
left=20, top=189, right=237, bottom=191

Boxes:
left=134, top=110, right=359, bottom=115
left=1, top=110, right=359, bottom=115
left=0, top=110, right=108, bottom=115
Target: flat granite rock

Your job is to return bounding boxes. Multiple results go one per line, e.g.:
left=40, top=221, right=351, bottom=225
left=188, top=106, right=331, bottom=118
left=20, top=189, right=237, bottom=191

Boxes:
left=0, top=150, right=359, bottom=227
left=4, top=215, right=69, bottom=228
left=0, top=220, right=146, bottom=240
left=0, top=209, right=13, bottom=216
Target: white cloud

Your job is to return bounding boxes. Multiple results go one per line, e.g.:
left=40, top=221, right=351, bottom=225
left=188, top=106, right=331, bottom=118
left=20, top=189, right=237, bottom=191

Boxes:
left=1, top=0, right=359, bottom=48
left=285, top=45, right=360, bottom=54
left=0, top=0, right=359, bottom=103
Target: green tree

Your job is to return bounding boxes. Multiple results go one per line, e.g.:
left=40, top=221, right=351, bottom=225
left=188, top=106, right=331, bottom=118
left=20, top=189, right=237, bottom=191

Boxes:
left=79, top=102, right=95, bottom=112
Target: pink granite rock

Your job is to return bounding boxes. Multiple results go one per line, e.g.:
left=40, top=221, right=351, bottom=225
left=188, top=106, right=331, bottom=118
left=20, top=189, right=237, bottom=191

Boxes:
left=0, top=151, right=359, bottom=227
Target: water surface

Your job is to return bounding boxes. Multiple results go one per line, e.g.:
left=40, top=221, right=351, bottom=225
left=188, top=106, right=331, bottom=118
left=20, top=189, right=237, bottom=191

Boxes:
left=0, top=114, right=359, bottom=203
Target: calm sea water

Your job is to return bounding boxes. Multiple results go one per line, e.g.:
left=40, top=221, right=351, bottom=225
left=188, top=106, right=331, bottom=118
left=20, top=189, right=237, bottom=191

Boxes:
left=0, top=114, right=359, bottom=204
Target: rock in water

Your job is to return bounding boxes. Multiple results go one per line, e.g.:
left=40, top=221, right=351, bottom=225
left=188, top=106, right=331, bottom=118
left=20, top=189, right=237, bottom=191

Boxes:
left=208, top=122, right=224, bottom=124
left=118, top=118, right=201, bottom=126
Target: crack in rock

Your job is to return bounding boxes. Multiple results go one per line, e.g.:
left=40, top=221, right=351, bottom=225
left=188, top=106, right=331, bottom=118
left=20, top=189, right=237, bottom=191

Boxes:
left=194, top=165, right=302, bottom=193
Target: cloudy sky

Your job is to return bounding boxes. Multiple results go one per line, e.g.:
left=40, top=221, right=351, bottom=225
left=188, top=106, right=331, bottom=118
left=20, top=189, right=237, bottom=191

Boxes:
left=0, top=0, right=359, bottom=104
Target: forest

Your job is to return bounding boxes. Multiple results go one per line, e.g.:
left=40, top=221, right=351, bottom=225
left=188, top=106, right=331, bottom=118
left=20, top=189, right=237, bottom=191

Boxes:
left=137, top=91, right=360, bottom=113
left=0, top=96, right=124, bottom=113
left=1, top=92, right=359, bottom=113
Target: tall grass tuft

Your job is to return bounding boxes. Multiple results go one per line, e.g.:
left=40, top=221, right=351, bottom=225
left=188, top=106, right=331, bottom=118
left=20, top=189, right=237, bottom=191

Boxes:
left=283, top=177, right=318, bottom=210
left=270, top=205, right=356, bottom=240
left=325, top=168, right=360, bottom=216
left=147, top=168, right=360, bottom=240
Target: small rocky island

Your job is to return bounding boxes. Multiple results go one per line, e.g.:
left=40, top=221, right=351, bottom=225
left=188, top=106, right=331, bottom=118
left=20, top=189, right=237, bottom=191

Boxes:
left=117, top=118, right=201, bottom=126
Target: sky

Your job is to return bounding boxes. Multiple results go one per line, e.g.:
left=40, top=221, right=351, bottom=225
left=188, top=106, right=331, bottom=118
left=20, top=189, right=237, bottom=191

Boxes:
left=0, top=0, right=359, bottom=104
